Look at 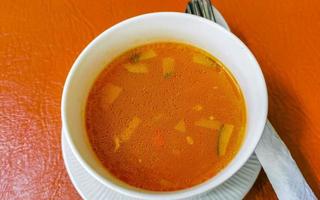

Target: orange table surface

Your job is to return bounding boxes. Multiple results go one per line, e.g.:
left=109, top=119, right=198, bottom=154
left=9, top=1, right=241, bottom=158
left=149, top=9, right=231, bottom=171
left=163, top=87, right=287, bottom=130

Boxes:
left=1, top=0, right=319, bottom=199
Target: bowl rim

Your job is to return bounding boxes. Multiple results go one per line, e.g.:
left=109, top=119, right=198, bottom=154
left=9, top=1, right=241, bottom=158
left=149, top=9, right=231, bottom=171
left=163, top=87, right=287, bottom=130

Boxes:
left=61, top=12, right=268, bottom=200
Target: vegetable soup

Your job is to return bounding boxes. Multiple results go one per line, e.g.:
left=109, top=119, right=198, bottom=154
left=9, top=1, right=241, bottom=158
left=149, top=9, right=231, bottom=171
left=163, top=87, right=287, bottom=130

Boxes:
left=85, top=42, right=246, bottom=191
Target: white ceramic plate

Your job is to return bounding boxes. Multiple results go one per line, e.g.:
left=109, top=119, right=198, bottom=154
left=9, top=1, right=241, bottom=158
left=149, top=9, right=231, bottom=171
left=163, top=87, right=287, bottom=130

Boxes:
left=62, top=131, right=260, bottom=200
left=61, top=6, right=261, bottom=200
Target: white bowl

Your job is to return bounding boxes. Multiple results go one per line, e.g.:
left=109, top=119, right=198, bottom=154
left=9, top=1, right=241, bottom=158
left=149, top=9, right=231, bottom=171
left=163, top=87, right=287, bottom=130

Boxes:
left=61, top=12, right=268, bottom=200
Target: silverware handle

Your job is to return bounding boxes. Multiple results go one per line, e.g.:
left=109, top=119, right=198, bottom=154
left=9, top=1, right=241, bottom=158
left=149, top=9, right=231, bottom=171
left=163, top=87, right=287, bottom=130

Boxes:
left=255, top=121, right=317, bottom=200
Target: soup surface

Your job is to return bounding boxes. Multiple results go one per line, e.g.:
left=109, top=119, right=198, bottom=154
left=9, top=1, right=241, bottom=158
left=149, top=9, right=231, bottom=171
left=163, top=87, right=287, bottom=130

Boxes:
left=86, top=42, right=246, bottom=191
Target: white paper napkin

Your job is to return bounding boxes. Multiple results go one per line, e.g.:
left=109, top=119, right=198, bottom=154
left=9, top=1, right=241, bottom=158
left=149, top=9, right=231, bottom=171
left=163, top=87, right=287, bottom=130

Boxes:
left=255, top=121, right=317, bottom=200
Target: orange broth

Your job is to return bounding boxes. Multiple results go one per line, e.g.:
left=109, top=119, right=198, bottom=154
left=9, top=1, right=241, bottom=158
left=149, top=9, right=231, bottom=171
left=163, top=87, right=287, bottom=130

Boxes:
left=85, top=42, right=246, bottom=191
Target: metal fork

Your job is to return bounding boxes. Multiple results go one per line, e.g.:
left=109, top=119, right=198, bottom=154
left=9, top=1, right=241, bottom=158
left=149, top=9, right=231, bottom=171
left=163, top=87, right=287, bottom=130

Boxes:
left=186, top=0, right=216, bottom=22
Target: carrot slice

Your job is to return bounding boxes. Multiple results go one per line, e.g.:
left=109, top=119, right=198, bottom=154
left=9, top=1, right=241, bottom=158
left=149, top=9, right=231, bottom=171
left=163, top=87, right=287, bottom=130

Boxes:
left=174, top=120, right=186, bottom=133
left=125, top=63, right=148, bottom=74
left=153, top=129, right=165, bottom=148
left=194, top=118, right=222, bottom=130
left=101, top=83, right=122, bottom=104
left=218, top=124, right=234, bottom=156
